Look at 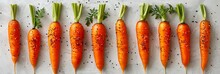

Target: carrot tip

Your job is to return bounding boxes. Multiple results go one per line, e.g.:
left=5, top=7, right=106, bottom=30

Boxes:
left=74, top=69, right=77, bottom=74
left=185, top=67, right=187, bottom=74
left=33, top=68, right=36, bottom=74
left=99, top=70, right=102, bottom=74
left=122, top=70, right=124, bottom=74
left=144, top=68, right=147, bottom=74
left=164, top=67, right=166, bottom=74
left=14, top=63, right=16, bottom=74
left=202, top=70, right=205, bottom=74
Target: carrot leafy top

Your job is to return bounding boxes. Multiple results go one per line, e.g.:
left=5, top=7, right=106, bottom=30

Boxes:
left=85, top=4, right=109, bottom=26
left=200, top=4, right=207, bottom=20
left=176, top=4, right=185, bottom=23
left=151, top=4, right=176, bottom=22
left=97, top=4, right=107, bottom=23
left=139, top=3, right=151, bottom=21
left=52, top=3, right=62, bottom=22
left=119, top=5, right=127, bottom=19
left=10, top=4, right=17, bottom=20
left=29, top=5, right=45, bottom=29
left=72, top=3, right=83, bottom=22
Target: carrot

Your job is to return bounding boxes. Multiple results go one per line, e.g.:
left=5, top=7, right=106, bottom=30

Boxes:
left=136, top=3, right=151, bottom=73
left=8, top=4, right=20, bottom=74
left=85, top=4, right=109, bottom=74
left=116, top=5, right=128, bottom=74
left=200, top=4, right=210, bottom=74
left=158, top=22, right=171, bottom=74
left=176, top=4, right=191, bottom=74
left=48, top=3, right=62, bottom=74
left=28, top=5, right=45, bottom=74
left=70, top=3, right=84, bottom=74
left=151, top=4, right=175, bottom=74
left=159, top=21, right=171, bottom=69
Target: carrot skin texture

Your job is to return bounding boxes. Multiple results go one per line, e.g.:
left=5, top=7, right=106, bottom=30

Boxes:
left=69, top=22, right=84, bottom=70
left=177, top=23, right=191, bottom=68
left=8, top=20, right=20, bottom=64
left=28, top=29, right=41, bottom=68
left=116, top=19, right=128, bottom=71
left=158, top=21, right=171, bottom=68
left=48, top=22, right=61, bottom=74
left=92, top=23, right=106, bottom=71
left=136, top=21, right=150, bottom=70
left=200, top=20, right=210, bottom=71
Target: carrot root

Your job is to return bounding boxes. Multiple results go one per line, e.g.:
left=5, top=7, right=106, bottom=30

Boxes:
left=14, top=63, right=16, bottom=74
left=74, top=68, right=77, bottom=74
left=34, top=67, right=36, bottom=74
left=164, top=67, right=166, bottom=74
left=99, top=70, right=102, bottom=74
left=144, top=68, right=147, bottom=74
left=185, top=67, right=187, bottom=74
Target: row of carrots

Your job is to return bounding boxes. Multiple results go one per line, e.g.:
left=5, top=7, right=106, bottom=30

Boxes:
left=7, top=3, right=210, bottom=74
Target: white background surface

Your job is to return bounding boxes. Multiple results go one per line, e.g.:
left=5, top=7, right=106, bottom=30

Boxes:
left=0, top=0, right=220, bottom=74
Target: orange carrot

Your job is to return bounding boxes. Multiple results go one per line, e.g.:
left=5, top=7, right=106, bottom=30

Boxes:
left=176, top=4, right=191, bottom=74
left=136, top=3, right=151, bottom=73
left=159, top=21, right=171, bottom=69
left=151, top=4, right=175, bottom=74
left=8, top=4, right=20, bottom=74
left=92, top=23, right=106, bottom=73
left=28, top=5, right=45, bottom=74
left=200, top=4, right=210, bottom=74
left=48, top=3, right=62, bottom=74
left=86, top=4, right=109, bottom=74
left=70, top=3, right=84, bottom=74
left=116, top=5, right=128, bottom=74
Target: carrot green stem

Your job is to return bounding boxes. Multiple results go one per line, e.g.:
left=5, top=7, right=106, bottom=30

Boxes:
left=140, top=3, right=151, bottom=21
left=72, top=3, right=83, bottom=22
left=176, top=4, right=185, bottom=23
left=10, top=4, right=17, bottom=20
left=160, top=5, right=167, bottom=21
left=119, top=5, right=127, bottom=19
left=52, top=3, right=62, bottom=22
left=29, top=5, right=35, bottom=28
left=29, top=5, right=45, bottom=29
left=200, top=4, right=206, bottom=20
left=97, top=4, right=106, bottom=23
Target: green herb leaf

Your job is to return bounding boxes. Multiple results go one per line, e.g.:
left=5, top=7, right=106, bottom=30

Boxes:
left=29, top=5, right=45, bottom=29
left=85, top=8, right=97, bottom=26
left=151, top=4, right=176, bottom=21
left=85, top=6, right=109, bottom=26
left=168, top=4, right=176, bottom=14
left=103, top=12, right=110, bottom=20
left=35, top=8, right=45, bottom=28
